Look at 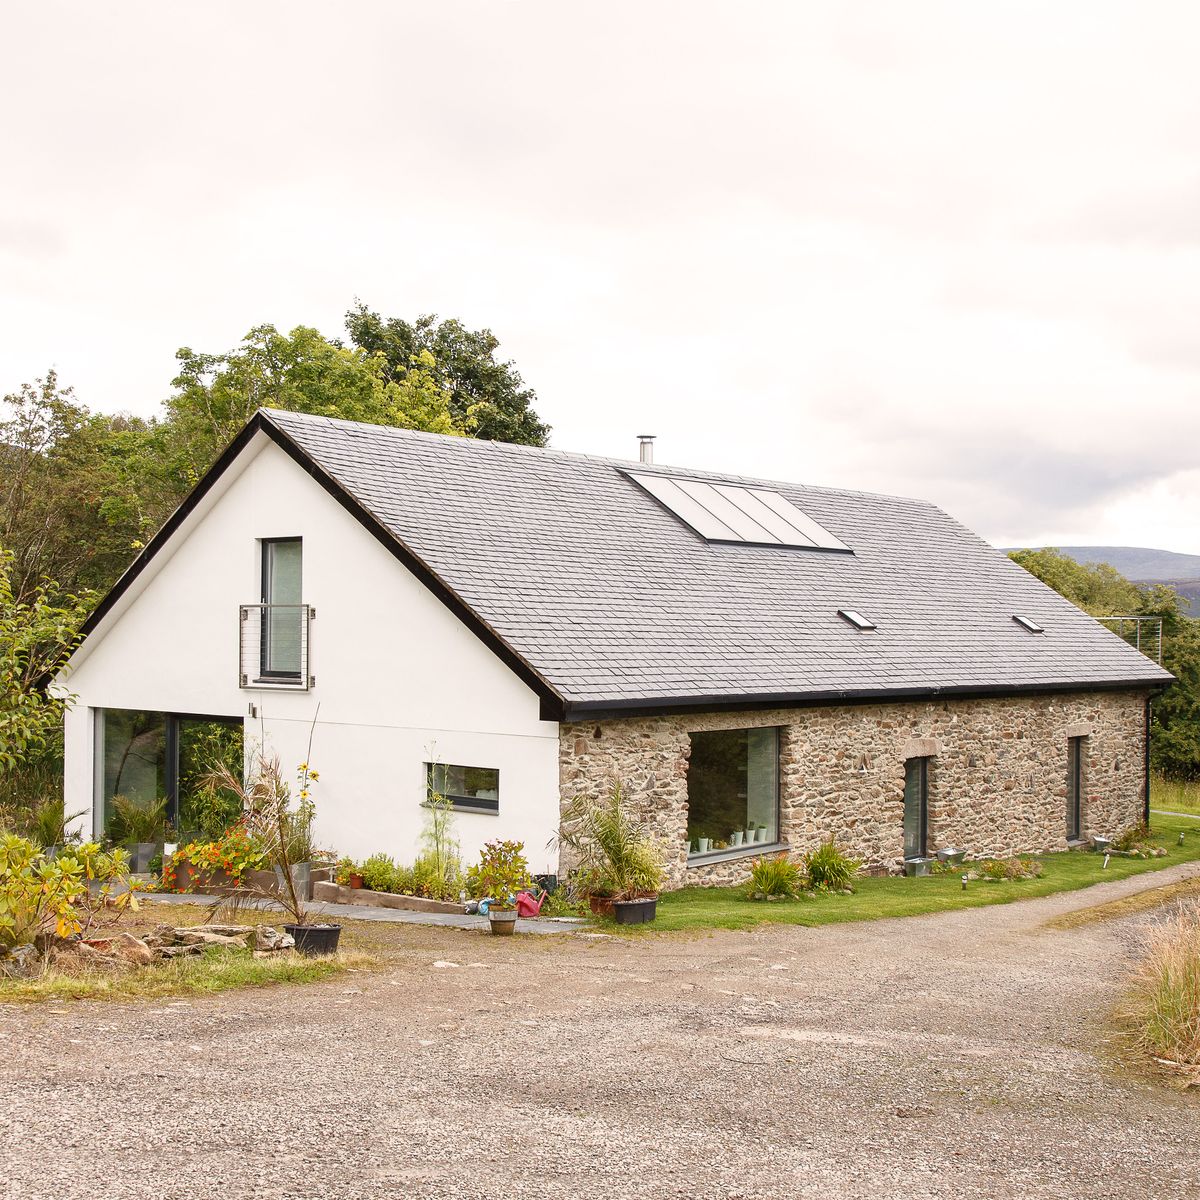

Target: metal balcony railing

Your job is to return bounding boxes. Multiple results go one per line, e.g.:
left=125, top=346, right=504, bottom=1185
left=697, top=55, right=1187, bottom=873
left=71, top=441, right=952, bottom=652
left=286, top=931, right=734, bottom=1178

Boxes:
left=239, top=604, right=315, bottom=689
left=1096, top=615, right=1164, bottom=665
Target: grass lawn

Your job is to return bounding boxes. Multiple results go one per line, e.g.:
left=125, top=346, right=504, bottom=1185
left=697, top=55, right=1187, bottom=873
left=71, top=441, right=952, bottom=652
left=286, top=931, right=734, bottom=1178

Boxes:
left=649, top=812, right=1200, bottom=934
left=1151, top=774, right=1200, bottom=817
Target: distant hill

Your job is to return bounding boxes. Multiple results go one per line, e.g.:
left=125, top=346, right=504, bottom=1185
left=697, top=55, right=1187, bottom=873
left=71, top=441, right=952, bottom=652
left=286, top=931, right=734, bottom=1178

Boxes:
left=1007, top=545, right=1200, bottom=615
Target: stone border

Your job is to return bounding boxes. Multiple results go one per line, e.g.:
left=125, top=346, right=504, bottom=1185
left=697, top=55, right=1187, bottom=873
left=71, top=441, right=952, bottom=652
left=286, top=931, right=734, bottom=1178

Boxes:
left=312, top=881, right=464, bottom=915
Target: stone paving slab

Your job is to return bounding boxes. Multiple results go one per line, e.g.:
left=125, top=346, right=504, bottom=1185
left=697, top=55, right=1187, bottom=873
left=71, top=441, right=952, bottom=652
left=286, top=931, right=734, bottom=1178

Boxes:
left=143, top=891, right=583, bottom=935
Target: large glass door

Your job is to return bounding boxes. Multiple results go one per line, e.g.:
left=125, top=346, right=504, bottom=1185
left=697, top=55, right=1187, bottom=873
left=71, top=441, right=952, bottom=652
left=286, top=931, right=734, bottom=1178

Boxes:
left=903, top=757, right=928, bottom=860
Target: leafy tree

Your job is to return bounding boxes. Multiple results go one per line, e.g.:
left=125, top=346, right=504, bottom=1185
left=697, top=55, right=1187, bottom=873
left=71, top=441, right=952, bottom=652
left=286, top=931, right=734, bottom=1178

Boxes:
left=0, top=374, right=166, bottom=605
left=0, top=548, right=89, bottom=774
left=346, top=305, right=550, bottom=446
left=1010, top=548, right=1200, bottom=779
left=166, top=323, right=466, bottom=483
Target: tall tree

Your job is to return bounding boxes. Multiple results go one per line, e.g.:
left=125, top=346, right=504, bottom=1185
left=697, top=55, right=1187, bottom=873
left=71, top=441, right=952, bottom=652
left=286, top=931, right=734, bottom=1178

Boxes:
left=0, top=374, right=165, bottom=604
left=345, top=306, right=550, bottom=446
left=1010, top=547, right=1200, bottom=779
left=166, top=323, right=466, bottom=483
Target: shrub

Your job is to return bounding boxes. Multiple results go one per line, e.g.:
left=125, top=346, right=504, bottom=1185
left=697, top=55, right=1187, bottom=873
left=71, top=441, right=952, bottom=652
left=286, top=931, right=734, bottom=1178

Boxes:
left=105, top=794, right=171, bottom=845
left=976, top=857, right=1043, bottom=881
left=412, top=852, right=461, bottom=901
left=418, top=787, right=461, bottom=899
left=359, top=853, right=400, bottom=893
left=747, top=856, right=803, bottom=901
left=466, top=840, right=532, bottom=910
left=804, top=840, right=861, bottom=892
left=1125, top=906, right=1200, bottom=1069
left=0, top=834, right=87, bottom=947
left=27, top=797, right=87, bottom=849
left=557, top=780, right=665, bottom=901
left=334, top=856, right=360, bottom=886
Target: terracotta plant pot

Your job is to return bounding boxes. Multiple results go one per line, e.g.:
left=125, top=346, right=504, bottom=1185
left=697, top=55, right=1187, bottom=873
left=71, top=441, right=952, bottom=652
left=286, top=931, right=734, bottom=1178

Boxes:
left=348, top=874, right=364, bottom=890
left=588, top=895, right=615, bottom=918
left=488, top=909, right=519, bottom=937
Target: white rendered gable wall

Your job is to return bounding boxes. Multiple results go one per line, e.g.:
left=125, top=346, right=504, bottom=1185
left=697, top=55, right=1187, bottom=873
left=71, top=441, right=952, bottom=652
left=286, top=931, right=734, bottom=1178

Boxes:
left=61, top=436, right=562, bottom=872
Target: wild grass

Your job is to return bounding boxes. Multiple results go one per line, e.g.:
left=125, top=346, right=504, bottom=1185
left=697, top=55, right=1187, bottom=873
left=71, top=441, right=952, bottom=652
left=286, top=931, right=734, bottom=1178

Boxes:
left=1151, top=774, right=1200, bottom=817
left=648, top=813, right=1200, bottom=934
left=0, top=947, right=377, bottom=1004
left=1123, top=904, right=1200, bottom=1073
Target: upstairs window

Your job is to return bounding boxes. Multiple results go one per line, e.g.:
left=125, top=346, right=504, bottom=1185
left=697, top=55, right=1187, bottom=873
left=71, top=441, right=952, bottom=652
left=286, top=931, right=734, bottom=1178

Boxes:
left=261, top=538, right=303, bottom=679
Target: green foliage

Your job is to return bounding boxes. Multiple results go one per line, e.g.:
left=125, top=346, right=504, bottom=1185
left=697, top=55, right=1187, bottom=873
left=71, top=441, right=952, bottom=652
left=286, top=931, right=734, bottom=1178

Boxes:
left=177, top=720, right=244, bottom=839
left=466, top=840, right=532, bottom=910
left=166, top=324, right=466, bottom=484
left=359, top=853, right=400, bottom=893
left=163, top=825, right=265, bottom=891
left=0, top=834, right=88, bottom=946
left=26, top=798, right=86, bottom=848
left=803, top=840, right=861, bottom=892
left=975, top=857, right=1043, bottom=881
left=346, top=306, right=549, bottom=446
left=0, top=548, right=90, bottom=774
left=1010, top=547, right=1200, bottom=779
left=417, top=788, right=461, bottom=900
left=557, top=780, right=666, bottom=901
left=747, top=856, right=803, bottom=901
left=105, top=794, right=170, bottom=845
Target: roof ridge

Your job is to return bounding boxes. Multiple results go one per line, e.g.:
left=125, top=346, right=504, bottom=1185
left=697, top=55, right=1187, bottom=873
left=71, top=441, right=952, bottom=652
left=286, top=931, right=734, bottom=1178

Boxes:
left=256, top=407, right=937, bottom=508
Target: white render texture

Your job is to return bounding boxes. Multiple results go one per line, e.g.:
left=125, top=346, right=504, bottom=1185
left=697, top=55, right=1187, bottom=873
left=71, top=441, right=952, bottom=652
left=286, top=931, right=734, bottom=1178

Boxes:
left=61, top=434, right=561, bottom=871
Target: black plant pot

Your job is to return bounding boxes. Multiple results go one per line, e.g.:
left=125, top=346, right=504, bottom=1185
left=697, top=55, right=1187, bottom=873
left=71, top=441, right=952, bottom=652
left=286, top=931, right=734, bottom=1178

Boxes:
left=613, top=898, right=658, bottom=925
left=285, top=923, right=342, bottom=956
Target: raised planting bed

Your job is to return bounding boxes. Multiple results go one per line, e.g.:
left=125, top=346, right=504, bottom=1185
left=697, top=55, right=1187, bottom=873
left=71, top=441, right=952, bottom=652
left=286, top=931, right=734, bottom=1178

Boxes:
left=312, top=881, right=464, bottom=915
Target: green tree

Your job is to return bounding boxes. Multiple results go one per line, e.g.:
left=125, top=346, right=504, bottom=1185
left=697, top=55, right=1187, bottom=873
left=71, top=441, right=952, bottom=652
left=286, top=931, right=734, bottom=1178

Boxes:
left=0, top=373, right=167, bottom=605
left=345, top=306, right=550, bottom=446
left=166, top=324, right=466, bottom=483
left=0, top=548, right=89, bottom=774
left=1010, top=547, right=1200, bottom=779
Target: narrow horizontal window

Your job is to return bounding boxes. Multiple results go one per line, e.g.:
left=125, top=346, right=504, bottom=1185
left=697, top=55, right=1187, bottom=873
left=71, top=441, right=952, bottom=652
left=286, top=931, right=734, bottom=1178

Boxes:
left=427, top=763, right=500, bottom=814
left=1013, top=614, right=1045, bottom=634
left=838, top=608, right=877, bottom=631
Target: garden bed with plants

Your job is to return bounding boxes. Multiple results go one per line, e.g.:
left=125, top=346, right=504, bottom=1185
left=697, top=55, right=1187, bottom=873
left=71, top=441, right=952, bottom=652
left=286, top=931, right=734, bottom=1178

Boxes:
left=647, top=814, right=1200, bottom=934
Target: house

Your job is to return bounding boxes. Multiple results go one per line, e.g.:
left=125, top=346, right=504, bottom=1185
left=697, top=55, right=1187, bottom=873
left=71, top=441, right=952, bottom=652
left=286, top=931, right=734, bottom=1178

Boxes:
left=60, top=409, right=1172, bottom=884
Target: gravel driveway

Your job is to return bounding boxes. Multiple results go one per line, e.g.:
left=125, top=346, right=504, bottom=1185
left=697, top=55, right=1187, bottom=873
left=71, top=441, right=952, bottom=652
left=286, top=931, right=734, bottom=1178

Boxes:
left=3, top=866, right=1198, bottom=1200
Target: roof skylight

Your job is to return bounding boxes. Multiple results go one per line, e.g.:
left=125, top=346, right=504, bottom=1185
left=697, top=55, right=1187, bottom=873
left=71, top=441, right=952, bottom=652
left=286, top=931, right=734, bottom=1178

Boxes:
left=1013, top=614, right=1045, bottom=634
left=627, top=472, right=849, bottom=551
left=838, top=609, right=877, bottom=631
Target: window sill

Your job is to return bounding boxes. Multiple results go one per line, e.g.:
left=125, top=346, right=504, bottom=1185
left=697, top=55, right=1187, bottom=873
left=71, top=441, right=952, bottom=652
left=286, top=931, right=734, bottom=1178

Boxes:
left=687, top=841, right=787, bottom=868
left=421, top=800, right=499, bottom=816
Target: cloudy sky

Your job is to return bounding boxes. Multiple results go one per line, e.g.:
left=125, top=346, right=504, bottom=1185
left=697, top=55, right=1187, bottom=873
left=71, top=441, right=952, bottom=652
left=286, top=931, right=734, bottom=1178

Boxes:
left=3, top=2, right=1198, bottom=554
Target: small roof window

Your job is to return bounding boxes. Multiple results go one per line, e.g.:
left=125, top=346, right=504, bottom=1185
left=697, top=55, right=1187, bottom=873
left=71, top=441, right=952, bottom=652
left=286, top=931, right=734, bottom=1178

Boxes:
left=838, top=608, right=877, bottom=631
left=1013, top=614, right=1045, bottom=634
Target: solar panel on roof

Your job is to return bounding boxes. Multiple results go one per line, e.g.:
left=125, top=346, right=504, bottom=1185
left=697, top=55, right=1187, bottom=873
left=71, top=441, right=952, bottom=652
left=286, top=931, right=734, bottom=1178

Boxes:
left=626, top=471, right=850, bottom=552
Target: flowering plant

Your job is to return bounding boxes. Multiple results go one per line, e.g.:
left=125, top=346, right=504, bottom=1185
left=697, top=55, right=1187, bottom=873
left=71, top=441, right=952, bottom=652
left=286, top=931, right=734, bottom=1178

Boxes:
left=162, top=823, right=265, bottom=892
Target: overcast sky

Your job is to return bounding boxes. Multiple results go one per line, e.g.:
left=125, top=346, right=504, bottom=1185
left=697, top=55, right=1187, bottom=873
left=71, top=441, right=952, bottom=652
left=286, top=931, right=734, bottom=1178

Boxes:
left=3, top=2, right=1198, bottom=554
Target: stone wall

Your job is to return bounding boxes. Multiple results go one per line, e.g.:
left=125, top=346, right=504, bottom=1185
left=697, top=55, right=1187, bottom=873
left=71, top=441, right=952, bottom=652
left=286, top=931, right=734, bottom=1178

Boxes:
left=558, top=690, right=1149, bottom=889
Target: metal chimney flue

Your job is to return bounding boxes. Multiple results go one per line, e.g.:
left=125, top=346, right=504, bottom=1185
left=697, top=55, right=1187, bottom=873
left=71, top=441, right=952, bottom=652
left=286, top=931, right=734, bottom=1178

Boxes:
left=638, top=434, right=655, bottom=464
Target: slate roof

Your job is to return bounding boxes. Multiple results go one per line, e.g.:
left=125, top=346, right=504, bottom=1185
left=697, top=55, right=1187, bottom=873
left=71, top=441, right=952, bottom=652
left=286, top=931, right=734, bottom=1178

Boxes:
left=254, top=409, right=1172, bottom=717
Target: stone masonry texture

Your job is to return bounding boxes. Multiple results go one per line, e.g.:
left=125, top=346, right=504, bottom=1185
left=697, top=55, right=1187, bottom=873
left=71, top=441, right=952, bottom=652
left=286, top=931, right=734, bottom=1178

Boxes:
left=558, top=689, right=1150, bottom=889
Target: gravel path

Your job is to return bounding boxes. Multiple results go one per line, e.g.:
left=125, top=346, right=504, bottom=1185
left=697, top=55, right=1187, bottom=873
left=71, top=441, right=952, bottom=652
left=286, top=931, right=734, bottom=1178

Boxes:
left=3, top=865, right=1199, bottom=1200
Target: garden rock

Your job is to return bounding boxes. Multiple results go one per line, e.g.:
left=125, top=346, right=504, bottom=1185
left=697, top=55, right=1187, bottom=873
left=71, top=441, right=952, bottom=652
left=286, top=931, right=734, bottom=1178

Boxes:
left=174, top=925, right=257, bottom=948
left=83, top=932, right=154, bottom=966
left=157, top=944, right=206, bottom=959
left=254, top=926, right=294, bottom=952
left=176, top=930, right=250, bottom=948
left=0, top=945, right=41, bottom=978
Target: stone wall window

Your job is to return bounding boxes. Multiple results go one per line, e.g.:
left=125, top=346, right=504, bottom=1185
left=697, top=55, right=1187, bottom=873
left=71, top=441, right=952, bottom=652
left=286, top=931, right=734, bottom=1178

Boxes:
left=686, top=728, right=779, bottom=855
left=1066, top=737, right=1085, bottom=841
left=903, top=756, right=930, bottom=860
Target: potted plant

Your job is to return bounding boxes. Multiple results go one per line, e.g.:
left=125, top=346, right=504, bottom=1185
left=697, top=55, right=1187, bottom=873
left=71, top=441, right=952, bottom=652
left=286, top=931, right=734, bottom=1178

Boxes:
left=104, top=794, right=170, bottom=873
left=557, top=780, right=666, bottom=925
left=467, top=839, right=532, bottom=936
left=204, top=754, right=341, bottom=956
left=335, top=856, right=364, bottom=889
